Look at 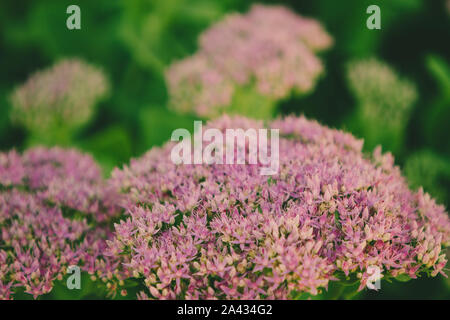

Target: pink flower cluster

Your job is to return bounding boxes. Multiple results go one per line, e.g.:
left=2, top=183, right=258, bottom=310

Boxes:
left=166, top=5, right=333, bottom=117
left=0, top=147, right=123, bottom=299
left=10, top=59, right=109, bottom=133
left=108, top=115, right=449, bottom=299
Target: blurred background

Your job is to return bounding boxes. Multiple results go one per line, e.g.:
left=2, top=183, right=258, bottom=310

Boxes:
left=0, top=0, right=449, bottom=299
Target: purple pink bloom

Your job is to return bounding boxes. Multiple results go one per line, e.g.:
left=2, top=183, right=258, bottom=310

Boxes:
left=0, top=147, right=123, bottom=299
left=108, top=115, right=449, bottom=299
left=10, top=59, right=109, bottom=134
left=166, top=5, right=333, bottom=118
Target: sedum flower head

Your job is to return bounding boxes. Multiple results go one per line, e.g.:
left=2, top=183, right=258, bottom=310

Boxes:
left=108, top=115, right=449, bottom=299
left=166, top=5, right=333, bottom=118
left=347, top=58, right=417, bottom=126
left=10, top=58, right=109, bottom=134
left=346, top=58, right=418, bottom=153
left=0, top=147, right=122, bottom=299
left=165, top=54, right=235, bottom=117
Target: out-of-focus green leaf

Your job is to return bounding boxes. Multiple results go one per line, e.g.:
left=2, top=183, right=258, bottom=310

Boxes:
left=395, top=274, right=413, bottom=282
left=404, top=150, right=450, bottom=206
left=79, top=125, right=133, bottom=176
left=137, top=105, right=198, bottom=154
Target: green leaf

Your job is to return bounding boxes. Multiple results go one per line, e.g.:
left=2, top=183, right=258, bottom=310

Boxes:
left=137, top=105, right=197, bottom=153
left=79, top=125, right=133, bottom=176
left=395, top=274, right=412, bottom=282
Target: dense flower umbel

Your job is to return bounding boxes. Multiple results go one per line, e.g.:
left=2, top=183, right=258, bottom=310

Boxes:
left=347, top=58, right=417, bottom=127
left=10, top=59, right=109, bottom=133
left=346, top=58, right=418, bottom=153
left=0, top=147, right=118, bottom=221
left=166, top=5, right=333, bottom=117
left=108, top=115, right=450, bottom=299
left=0, top=147, right=123, bottom=299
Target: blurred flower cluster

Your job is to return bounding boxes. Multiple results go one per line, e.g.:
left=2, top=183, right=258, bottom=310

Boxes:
left=119, top=0, right=237, bottom=73
left=106, top=115, right=449, bottom=299
left=346, top=58, right=417, bottom=153
left=0, top=147, right=124, bottom=299
left=166, top=4, right=333, bottom=118
left=10, top=59, right=109, bottom=145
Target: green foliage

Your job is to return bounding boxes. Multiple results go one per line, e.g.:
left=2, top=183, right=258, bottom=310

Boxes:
left=80, top=125, right=133, bottom=176
left=137, top=105, right=199, bottom=155
left=395, top=274, right=412, bottom=282
left=404, top=150, right=450, bottom=206
left=119, top=0, right=238, bottom=73
left=346, top=58, right=418, bottom=154
left=226, top=86, right=277, bottom=120
left=424, top=55, right=450, bottom=155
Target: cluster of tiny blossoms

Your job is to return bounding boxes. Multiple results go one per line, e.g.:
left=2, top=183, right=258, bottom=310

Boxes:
left=347, top=58, right=417, bottom=126
left=0, top=147, right=124, bottom=299
left=10, top=59, right=109, bottom=133
left=166, top=4, right=333, bottom=117
left=108, top=115, right=450, bottom=299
